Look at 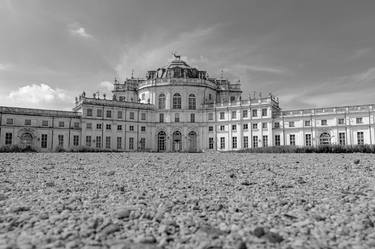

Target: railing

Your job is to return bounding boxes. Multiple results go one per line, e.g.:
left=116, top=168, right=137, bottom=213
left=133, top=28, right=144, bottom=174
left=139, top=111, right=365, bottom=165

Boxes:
left=138, top=78, right=218, bottom=89
left=0, top=106, right=79, bottom=117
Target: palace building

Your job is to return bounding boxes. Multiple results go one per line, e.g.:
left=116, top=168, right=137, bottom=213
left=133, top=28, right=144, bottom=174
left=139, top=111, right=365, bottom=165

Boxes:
left=1, top=55, right=374, bottom=152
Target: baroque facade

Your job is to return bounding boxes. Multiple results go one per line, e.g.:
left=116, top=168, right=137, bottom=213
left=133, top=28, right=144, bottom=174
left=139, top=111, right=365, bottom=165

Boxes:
left=1, top=56, right=375, bottom=152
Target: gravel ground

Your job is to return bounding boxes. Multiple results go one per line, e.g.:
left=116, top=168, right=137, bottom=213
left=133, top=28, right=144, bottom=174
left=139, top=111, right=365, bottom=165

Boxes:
left=0, top=152, right=375, bottom=249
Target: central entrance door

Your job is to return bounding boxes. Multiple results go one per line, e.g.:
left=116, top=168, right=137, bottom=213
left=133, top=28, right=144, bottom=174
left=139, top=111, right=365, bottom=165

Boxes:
left=157, top=131, right=166, bottom=152
left=188, top=131, right=197, bottom=152
left=320, top=132, right=331, bottom=145
left=172, top=131, right=182, bottom=152
left=20, top=133, right=33, bottom=147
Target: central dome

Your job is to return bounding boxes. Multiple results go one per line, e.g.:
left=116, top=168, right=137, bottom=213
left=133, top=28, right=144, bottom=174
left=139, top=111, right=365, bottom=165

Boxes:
left=146, top=56, right=207, bottom=80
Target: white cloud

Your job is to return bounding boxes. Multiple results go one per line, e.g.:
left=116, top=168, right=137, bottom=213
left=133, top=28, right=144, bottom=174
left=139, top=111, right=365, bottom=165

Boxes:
left=0, top=63, right=12, bottom=71
left=7, top=83, right=72, bottom=109
left=115, top=26, right=220, bottom=78
left=99, top=81, right=113, bottom=92
left=69, top=24, right=93, bottom=38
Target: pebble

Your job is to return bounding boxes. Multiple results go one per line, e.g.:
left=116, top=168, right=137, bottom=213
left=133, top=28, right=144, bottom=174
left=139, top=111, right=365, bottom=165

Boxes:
left=253, top=227, right=265, bottom=238
left=354, top=159, right=360, bottom=164
left=264, top=232, right=284, bottom=243
left=115, top=208, right=131, bottom=219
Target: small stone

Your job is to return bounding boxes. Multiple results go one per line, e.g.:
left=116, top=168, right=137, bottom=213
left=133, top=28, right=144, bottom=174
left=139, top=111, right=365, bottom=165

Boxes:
left=354, top=159, right=360, bottom=164
left=253, top=227, right=265, bottom=238
left=237, top=241, right=247, bottom=249
left=135, top=234, right=157, bottom=244
left=115, top=208, right=131, bottom=219
left=101, top=223, right=121, bottom=236
left=39, top=213, right=49, bottom=220
left=264, top=232, right=284, bottom=243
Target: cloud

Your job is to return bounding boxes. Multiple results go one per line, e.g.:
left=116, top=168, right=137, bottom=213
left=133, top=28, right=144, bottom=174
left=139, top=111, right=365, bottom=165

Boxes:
left=0, top=63, right=12, bottom=71
left=69, top=24, right=93, bottom=38
left=230, top=64, right=288, bottom=74
left=279, top=67, right=375, bottom=109
left=115, top=26, right=220, bottom=78
left=99, top=81, right=113, bottom=92
left=7, top=83, right=72, bottom=109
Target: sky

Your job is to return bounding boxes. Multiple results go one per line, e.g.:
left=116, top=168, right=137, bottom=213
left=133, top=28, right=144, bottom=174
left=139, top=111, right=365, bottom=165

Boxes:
left=1, top=0, right=375, bottom=110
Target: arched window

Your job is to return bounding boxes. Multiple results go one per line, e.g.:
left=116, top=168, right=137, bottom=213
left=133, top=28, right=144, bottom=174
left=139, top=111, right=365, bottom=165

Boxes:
left=188, top=94, right=196, bottom=110
left=173, top=93, right=181, bottom=109
left=158, top=93, right=166, bottom=109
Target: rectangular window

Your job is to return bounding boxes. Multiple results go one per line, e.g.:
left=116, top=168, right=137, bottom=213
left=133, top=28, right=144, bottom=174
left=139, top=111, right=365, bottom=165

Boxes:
left=6, top=118, right=13, bottom=125
left=274, top=122, right=280, bottom=128
left=232, top=137, right=237, bottom=149
left=321, top=120, right=327, bottom=126
left=106, top=110, right=112, bottom=118
left=58, top=135, right=64, bottom=147
left=220, top=112, right=225, bottom=120
left=41, top=134, right=47, bottom=148
left=356, top=117, right=363, bottom=124
left=338, top=118, right=345, bottom=125
left=106, top=124, right=111, bottom=130
left=289, top=121, right=295, bottom=128
left=117, top=125, right=122, bottom=131
left=86, top=136, right=92, bottom=147
left=252, top=109, right=258, bottom=117
left=220, top=125, right=225, bottom=131
left=232, top=111, right=237, bottom=119
left=97, top=109, right=102, bottom=117
left=96, top=123, right=102, bottom=129
left=117, top=137, right=122, bottom=149
left=262, top=108, right=267, bottom=117
left=25, top=119, right=31, bottom=125
left=305, top=134, right=312, bottom=146
left=5, top=133, right=12, bottom=145
left=290, top=134, right=296, bottom=146
left=208, top=113, right=214, bottom=121
left=118, top=111, right=123, bottom=119
left=73, top=135, right=79, bottom=146
left=140, top=138, right=146, bottom=150
left=262, top=122, right=267, bottom=129
left=159, top=113, right=164, bottom=123
left=87, top=109, right=93, bottom=117
left=275, top=135, right=281, bottom=146
left=175, top=113, right=180, bottom=122
left=220, top=137, right=225, bottom=149
left=141, top=113, right=146, bottom=121
left=105, top=136, right=111, bottom=149
left=58, top=121, right=64, bottom=128
left=86, top=123, right=92, bottom=129
left=42, top=120, right=48, bottom=126
left=129, top=112, right=135, bottom=120
left=232, top=124, right=237, bottom=131
left=96, top=136, right=101, bottom=148
left=190, top=113, right=195, bottom=123
left=141, top=126, right=146, bottom=132
left=262, top=135, right=268, bottom=147
left=252, top=123, right=258, bottom=129
left=304, top=120, right=311, bottom=126
left=243, top=110, right=248, bottom=118
left=209, top=137, right=214, bottom=149
left=129, top=137, right=134, bottom=150
left=357, top=132, right=364, bottom=145
left=253, top=136, right=258, bottom=148
left=129, top=125, right=134, bottom=131
left=243, top=136, right=248, bottom=148
left=243, top=124, right=248, bottom=130
left=74, top=122, right=79, bottom=128
left=339, top=132, right=346, bottom=145
left=208, top=126, right=214, bottom=132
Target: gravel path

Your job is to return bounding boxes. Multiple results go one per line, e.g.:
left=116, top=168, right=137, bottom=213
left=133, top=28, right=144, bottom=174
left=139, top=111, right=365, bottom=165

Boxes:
left=0, top=152, right=374, bottom=249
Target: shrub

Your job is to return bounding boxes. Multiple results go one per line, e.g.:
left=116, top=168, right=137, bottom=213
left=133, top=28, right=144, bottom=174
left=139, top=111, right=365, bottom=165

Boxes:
left=237, top=145, right=375, bottom=153
left=0, top=145, right=38, bottom=153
